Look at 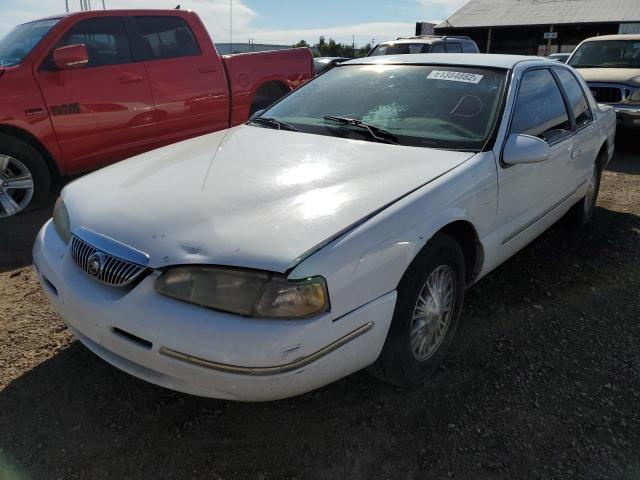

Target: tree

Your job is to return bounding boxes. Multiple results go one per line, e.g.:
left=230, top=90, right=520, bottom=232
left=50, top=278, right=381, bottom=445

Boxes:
left=292, top=40, right=310, bottom=48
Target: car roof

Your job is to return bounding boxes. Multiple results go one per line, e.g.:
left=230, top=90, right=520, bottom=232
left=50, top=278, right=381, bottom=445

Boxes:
left=344, top=53, right=548, bottom=69
left=377, top=36, right=472, bottom=45
left=582, top=34, right=640, bottom=42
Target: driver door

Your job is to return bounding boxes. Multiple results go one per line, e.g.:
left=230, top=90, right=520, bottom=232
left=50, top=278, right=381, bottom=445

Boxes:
left=495, top=67, right=577, bottom=256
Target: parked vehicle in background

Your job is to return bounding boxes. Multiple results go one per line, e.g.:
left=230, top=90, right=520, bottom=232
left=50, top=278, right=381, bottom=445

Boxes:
left=568, top=34, right=640, bottom=129
left=549, top=53, right=571, bottom=63
left=314, top=57, right=350, bottom=75
left=367, top=35, right=479, bottom=57
left=0, top=9, right=314, bottom=218
left=34, top=54, right=615, bottom=401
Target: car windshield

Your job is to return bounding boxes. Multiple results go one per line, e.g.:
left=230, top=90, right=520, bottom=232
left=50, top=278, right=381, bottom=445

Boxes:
left=0, top=19, right=60, bottom=67
left=368, top=43, right=430, bottom=56
left=257, top=64, right=507, bottom=151
left=568, top=40, right=640, bottom=68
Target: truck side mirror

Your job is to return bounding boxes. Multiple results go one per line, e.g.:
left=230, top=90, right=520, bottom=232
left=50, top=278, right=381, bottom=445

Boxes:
left=503, top=133, right=550, bottom=165
left=53, top=44, right=89, bottom=70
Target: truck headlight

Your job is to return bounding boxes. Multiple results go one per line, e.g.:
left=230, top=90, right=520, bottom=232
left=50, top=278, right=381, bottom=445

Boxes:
left=155, top=266, right=329, bottom=319
left=52, top=197, right=71, bottom=244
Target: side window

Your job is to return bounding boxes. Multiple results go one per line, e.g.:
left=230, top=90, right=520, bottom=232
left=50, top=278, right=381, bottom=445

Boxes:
left=554, top=68, right=593, bottom=128
left=133, top=16, right=201, bottom=61
left=510, top=69, right=571, bottom=143
left=57, top=17, right=132, bottom=67
left=445, top=42, right=461, bottom=53
left=461, top=42, right=478, bottom=53
left=430, top=43, right=445, bottom=53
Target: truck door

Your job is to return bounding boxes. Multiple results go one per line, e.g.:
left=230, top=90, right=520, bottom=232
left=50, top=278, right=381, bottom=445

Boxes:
left=36, top=16, right=157, bottom=170
left=128, top=15, right=230, bottom=145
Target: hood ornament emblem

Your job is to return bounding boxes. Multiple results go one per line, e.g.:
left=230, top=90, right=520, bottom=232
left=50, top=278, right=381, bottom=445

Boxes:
left=87, top=252, right=105, bottom=277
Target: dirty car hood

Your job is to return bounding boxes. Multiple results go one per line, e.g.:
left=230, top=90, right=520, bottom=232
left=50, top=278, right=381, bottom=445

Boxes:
left=576, top=68, right=640, bottom=87
left=62, top=126, right=473, bottom=272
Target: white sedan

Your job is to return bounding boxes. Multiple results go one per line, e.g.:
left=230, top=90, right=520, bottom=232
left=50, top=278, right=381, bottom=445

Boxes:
left=33, top=54, right=616, bottom=401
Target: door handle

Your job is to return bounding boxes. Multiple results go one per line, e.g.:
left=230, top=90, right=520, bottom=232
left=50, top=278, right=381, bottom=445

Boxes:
left=198, top=66, right=218, bottom=74
left=119, top=73, right=143, bottom=84
left=571, top=148, right=581, bottom=159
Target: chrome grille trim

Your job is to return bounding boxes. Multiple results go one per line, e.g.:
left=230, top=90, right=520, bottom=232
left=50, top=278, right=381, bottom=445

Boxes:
left=70, top=228, right=149, bottom=288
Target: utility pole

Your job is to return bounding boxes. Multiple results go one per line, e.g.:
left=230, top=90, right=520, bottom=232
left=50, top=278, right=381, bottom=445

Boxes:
left=229, top=0, right=233, bottom=55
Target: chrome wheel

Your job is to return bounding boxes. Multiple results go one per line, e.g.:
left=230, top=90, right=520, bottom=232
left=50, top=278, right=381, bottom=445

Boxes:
left=584, top=164, right=598, bottom=216
left=0, top=155, right=34, bottom=218
left=410, top=265, right=456, bottom=361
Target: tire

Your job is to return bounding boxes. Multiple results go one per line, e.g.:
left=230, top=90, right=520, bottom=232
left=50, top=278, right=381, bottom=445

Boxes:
left=369, top=233, right=466, bottom=387
left=0, top=133, right=52, bottom=218
left=567, top=159, right=602, bottom=227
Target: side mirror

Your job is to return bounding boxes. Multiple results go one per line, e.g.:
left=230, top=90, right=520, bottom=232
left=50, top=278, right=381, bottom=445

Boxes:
left=53, top=44, right=89, bottom=70
left=503, top=133, right=550, bottom=165
left=249, top=109, right=266, bottom=121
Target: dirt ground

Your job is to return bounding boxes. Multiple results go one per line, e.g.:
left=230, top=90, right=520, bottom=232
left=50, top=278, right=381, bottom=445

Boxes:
left=1, top=134, right=639, bottom=480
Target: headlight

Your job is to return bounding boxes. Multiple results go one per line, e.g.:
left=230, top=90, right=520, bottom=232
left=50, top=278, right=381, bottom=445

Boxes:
left=52, top=197, right=71, bottom=244
left=155, top=266, right=329, bottom=319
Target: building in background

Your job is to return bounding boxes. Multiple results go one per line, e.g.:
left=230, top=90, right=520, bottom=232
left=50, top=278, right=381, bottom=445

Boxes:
left=431, top=0, right=640, bottom=55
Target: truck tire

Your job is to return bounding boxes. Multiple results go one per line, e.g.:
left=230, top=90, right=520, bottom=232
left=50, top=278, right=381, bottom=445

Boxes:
left=0, top=133, right=52, bottom=218
left=369, top=233, right=466, bottom=387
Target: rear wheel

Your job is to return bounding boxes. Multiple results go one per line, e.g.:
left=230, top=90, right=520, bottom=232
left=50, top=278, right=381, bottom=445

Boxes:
left=369, top=233, right=466, bottom=387
left=568, top=160, right=601, bottom=227
left=0, top=134, right=52, bottom=218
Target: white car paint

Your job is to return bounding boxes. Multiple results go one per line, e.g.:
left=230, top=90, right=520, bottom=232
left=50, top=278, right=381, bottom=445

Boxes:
left=33, top=54, right=616, bottom=401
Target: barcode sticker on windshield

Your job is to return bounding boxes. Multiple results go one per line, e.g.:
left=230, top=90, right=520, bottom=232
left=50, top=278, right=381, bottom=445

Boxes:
left=427, top=70, right=484, bottom=84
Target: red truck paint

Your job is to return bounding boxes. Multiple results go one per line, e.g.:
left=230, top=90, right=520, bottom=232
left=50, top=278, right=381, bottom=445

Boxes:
left=0, top=9, right=313, bottom=179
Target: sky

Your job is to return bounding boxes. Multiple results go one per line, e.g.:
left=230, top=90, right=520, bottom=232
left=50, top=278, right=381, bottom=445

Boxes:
left=0, top=0, right=468, bottom=47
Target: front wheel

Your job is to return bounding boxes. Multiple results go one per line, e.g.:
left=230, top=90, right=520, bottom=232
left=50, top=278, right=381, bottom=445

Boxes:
left=0, top=134, right=51, bottom=218
left=369, top=233, right=466, bottom=387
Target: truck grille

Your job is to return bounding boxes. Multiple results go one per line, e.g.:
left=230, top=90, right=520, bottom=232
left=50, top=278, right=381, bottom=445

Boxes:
left=589, top=86, right=623, bottom=104
left=71, top=235, right=147, bottom=287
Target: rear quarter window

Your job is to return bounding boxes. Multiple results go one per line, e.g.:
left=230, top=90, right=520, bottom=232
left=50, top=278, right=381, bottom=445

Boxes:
left=133, top=16, right=201, bottom=61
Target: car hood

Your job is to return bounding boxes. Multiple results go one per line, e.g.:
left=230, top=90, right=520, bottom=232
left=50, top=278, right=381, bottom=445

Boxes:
left=63, top=126, right=474, bottom=272
left=576, top=68, right=640, bottom=87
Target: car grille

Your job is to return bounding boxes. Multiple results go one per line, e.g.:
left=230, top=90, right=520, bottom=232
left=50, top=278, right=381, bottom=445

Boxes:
left=71, top=235, right=147, bottom=287
left=589, top=86, right=623, bottom=104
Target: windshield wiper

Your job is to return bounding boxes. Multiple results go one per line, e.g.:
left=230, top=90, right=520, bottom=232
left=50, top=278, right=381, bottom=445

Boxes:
left=249, top=117, right=298, bottom=132
left=323, top=115, right=398, bottom=145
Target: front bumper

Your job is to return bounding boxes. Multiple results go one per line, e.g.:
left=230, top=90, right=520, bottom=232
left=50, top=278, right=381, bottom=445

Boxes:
left=613, top=104, right=640, bottom=128
left=33, top=220, right=396, bottom=401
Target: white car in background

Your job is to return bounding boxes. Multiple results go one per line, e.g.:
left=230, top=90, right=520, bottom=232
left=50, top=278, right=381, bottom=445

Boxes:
left=33, top=54, right=616, bottom=401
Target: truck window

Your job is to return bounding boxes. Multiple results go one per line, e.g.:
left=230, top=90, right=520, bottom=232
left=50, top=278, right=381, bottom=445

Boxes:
left=461, top=42, right=478, bottom=53
left=445, top=43, right=461, bottom=53
left=0, top=19, right=60, bottom=67
left=58, top=17, right=132, bottom=67
left=431, top=43, right=445, bottom=53
left=133, top=16, right=201, bottom=61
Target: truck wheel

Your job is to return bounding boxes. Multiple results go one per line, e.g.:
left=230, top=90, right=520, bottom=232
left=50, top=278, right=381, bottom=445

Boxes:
left=369, top=233, right=466, bottom=387
left=567, top=160, right=601, bottom=227
left=0, top=134, right=52, bottom=218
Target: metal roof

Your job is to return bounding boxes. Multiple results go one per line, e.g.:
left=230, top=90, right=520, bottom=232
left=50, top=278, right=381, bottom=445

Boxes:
left=437, top=0, right=640, bottom=28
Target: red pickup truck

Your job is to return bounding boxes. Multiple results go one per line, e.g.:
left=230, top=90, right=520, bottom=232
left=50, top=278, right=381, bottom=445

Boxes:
left=0, top=10, right=314, bottom=217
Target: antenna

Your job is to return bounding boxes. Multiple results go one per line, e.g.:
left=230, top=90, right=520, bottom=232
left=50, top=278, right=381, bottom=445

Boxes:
left=229, top=0, right=233, bottom=55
